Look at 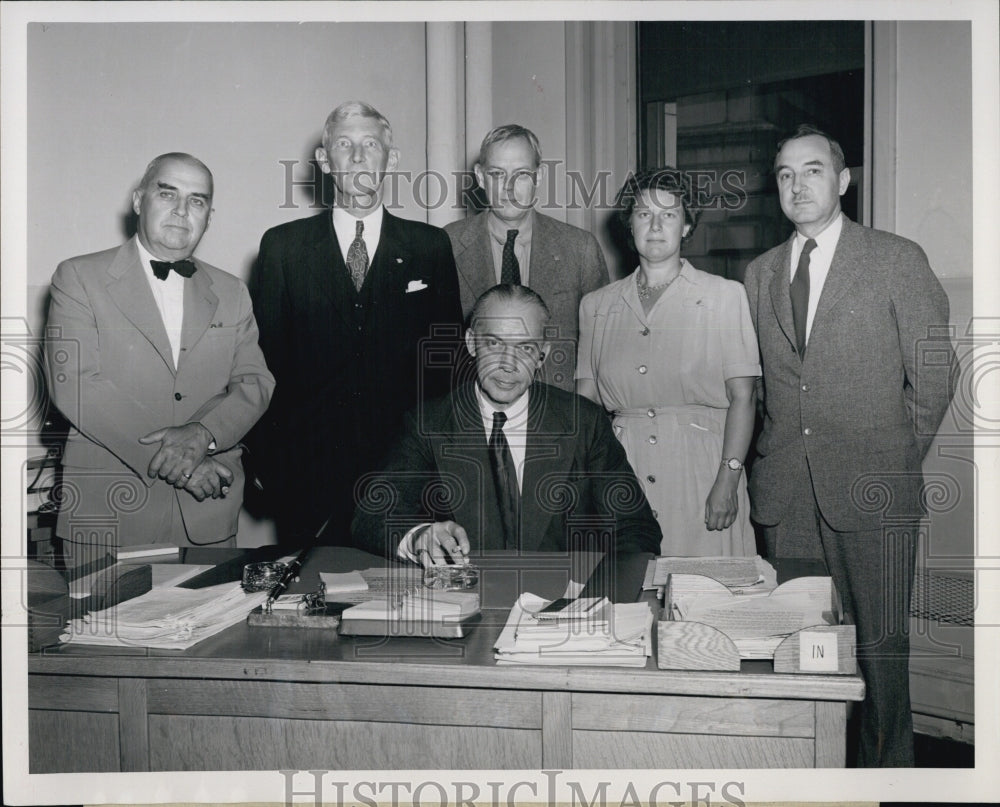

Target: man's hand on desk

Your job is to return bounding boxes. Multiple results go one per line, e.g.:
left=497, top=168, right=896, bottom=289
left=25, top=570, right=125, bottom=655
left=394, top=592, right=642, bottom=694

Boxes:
left=140, top=422, right=214, bottom=486
left=181, top=457, right=234, bottom=501
left=411, top=521, right=470, bottom=568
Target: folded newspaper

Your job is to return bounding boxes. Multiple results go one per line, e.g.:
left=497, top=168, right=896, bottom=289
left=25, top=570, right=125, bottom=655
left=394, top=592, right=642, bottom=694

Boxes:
left=61, top=581, right=268, bottom=650
left=494, top=593, right=653, bottom=667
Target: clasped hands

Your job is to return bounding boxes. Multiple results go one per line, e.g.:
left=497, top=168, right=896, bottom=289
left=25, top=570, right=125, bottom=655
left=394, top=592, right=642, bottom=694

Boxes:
left=139, top=422, right=232, bottom=501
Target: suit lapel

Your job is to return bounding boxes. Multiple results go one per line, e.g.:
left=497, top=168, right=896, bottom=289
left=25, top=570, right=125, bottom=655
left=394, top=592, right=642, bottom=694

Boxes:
left=525, top=212, right=562, bottom=307
left=180, top=261, right=219, bottom=361
left=519, top=383, right=570, bottom=552
left=767, top=235, right=798, bottom=354
left=454, top=212, right=495, bottom=300
left=370, top=210, right=411, bottom=293
left=810, top=218, right=867, bottom=342
left=105, top=240, right=176, bottom=374
left=311, top=211, right=355, bottom=328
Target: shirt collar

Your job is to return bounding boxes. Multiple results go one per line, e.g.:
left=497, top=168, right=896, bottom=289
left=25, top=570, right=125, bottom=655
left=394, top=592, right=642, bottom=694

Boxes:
left=474, top=382, right=530, bottom=429
left=135, top=235, right=194, bottom=268
left=486, top=208, right=534, bottom=247
left=795, top=212, right=843, bottom=254
left=332, top=204, right=384, bottom=235
left=134, top=235, right=192, bottom=283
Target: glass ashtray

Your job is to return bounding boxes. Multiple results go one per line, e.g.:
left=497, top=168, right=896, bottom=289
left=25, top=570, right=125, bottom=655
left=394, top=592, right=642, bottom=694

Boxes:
left=242, top=561, right=288, bottom=592
left=423, top=563, right=480, bottom=591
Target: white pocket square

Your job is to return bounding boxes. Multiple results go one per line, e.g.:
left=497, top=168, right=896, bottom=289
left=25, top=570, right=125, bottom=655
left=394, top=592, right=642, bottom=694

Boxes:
left=406, top=279, right=429, bottom=293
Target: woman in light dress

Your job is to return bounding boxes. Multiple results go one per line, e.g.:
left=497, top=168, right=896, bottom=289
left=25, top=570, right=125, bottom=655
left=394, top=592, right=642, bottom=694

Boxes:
left=576, top=168, right=760, bottom=556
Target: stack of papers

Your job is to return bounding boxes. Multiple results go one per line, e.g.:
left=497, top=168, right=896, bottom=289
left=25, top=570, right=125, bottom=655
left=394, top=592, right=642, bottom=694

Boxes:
left=494, top=593, right=653, bottom=667
left=61, top=582, right=268, bottom=650
left=645, top=555, right=777, bottom=592
left=672, top=579, right=834, bottom=658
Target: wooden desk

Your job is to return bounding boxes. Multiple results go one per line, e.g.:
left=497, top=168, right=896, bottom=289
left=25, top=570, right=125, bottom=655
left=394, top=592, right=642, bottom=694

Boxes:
left=28, top=548, right=864, bottom=771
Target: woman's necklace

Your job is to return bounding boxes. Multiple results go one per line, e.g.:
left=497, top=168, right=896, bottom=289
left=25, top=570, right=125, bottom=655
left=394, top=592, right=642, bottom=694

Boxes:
left=637, top=269, right=679, bottom=301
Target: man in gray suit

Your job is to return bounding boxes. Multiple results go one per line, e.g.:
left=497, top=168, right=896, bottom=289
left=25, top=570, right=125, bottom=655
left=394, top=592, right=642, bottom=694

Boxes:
left=444, top=124, right=609, bottom=391
left=46, top=153, right=274, bottom=566
left=743, top=125, right=956, bottom=766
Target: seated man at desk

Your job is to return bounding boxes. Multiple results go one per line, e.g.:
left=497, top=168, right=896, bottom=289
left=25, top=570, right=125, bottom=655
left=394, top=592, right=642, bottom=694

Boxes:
left=352, top=284, right=662, bottom=568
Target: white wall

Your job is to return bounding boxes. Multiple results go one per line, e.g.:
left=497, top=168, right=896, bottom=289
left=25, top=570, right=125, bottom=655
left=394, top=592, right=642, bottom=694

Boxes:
left=491, top=21, right=569, bottom=221
left=890, top=21, right=975, bottom=567
left=895, top=22, right=973, bottom=280
left=27, top=22, right=429, bottom=330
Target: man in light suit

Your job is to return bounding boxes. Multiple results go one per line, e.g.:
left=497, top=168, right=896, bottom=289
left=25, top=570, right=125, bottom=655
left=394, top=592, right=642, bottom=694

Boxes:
left=45, top=153, right=274, bottom=566
left=444, top=125, right=609, bottom=391
left=743, top=125, right=956, bottom=766
left=248, top=101, right=463, bottom=546
left=352, top=284, right=661, bottom=573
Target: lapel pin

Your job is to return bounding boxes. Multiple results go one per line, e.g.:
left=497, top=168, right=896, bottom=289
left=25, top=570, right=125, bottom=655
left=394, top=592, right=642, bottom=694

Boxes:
left=396, top=258, right=404, bottom=264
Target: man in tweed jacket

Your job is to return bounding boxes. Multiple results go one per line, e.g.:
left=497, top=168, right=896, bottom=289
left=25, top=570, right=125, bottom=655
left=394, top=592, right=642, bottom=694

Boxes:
left=743, top=125, right=956, bottom=766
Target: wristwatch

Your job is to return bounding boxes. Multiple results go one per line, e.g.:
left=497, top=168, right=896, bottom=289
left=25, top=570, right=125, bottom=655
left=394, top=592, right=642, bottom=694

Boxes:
left=721, top=457, right=744, bottom=472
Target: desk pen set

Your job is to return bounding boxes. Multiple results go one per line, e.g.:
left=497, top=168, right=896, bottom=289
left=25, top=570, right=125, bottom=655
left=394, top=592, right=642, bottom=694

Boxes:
left=243, top=557, right=481, bottom=635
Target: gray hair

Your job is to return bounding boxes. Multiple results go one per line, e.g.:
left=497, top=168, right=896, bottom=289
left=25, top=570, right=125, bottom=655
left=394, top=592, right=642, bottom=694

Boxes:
left=137, top=153, right=213, bottom=197
left=477, top=124, right=542, bottom=169
left=321, top=101, right=394, bottom=152
left=469, top=284, right=551, bottom=330
left=775, top=124, right=847, bottom=174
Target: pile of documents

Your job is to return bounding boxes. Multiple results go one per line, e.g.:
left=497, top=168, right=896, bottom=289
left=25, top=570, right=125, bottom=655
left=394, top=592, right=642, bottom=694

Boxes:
left=645, top=555, right=777, bottom=592
left=61, top=582, right=268, bottom=650
left=494, top=593, right=653, bottom=667
left=669, top=577, right=835, bottom=658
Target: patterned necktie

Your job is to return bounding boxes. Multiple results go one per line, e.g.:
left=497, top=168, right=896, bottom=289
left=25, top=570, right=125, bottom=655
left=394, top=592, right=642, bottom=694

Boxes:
left=500, top=229, right=521, bottom=285
left=790, top=238, right=816, bottom=356
left=488, top=411, right=520, bottom=549
left=150, top=259, right=196, bottom=281
left=346, top=219, right=369, bottom=291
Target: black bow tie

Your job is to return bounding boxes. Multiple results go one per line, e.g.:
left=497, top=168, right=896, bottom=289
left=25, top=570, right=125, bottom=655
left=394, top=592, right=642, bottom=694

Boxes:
left=150, top=259, right=196, bottom=281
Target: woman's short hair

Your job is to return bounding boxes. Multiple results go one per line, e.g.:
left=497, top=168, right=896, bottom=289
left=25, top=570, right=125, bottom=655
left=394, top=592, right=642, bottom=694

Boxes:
left=615, top=167, right=699, bottom=246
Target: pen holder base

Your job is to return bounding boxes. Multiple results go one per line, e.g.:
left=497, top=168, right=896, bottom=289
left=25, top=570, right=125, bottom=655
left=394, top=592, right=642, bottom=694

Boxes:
left=247, top=604, right=342, bottom=630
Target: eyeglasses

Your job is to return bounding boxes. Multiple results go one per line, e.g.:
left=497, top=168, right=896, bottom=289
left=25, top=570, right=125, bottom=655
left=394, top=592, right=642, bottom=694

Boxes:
left=478, top=334, right=543, bottom=362
left=483, top=168, right=538, bottom=190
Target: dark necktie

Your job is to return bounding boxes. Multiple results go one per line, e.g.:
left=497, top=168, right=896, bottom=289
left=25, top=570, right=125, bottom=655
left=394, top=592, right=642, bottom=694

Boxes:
left=500, top=229, right=520, bottom=285
left=346, top=219, right=370, bottom=291
left=790, top=238, right=816, bottom=356
left=488, top=411, right=520, bottom=549
left=150, top=259, right=196, bottom=281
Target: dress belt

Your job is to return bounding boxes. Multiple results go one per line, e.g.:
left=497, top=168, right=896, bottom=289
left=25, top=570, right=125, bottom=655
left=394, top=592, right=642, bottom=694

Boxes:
left=613, top=404, right=714, bottom=418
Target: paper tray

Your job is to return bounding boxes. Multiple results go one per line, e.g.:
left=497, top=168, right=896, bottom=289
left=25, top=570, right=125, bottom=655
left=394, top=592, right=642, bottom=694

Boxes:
left=657, top=575, right=856, bottom=674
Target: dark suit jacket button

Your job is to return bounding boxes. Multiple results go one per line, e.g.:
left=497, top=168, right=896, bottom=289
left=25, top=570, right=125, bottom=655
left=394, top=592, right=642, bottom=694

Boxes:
left=174, top=392, right=183, bottom=401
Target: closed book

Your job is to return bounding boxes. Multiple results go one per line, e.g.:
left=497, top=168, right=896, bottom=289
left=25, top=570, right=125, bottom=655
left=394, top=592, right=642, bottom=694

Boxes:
left=116, top=543, right=179, bottom=560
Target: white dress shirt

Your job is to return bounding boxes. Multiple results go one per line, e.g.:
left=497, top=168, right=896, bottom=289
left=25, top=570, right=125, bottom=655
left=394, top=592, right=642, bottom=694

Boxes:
left=332, top=204, right=384, bottom=266
left=788, top=213, right=843, bottom=345
left=136, top=237, right=185, bottom=368
left=474, top=383, right=529, bottom=490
